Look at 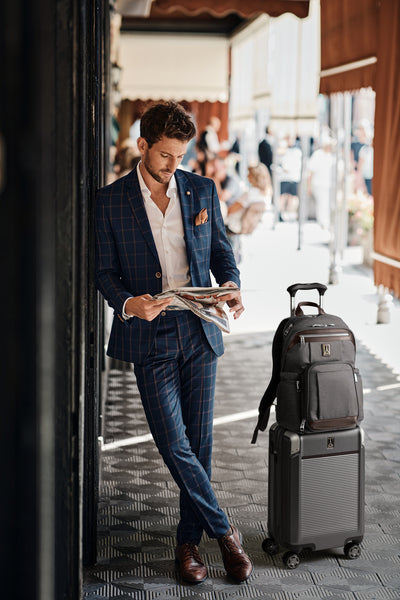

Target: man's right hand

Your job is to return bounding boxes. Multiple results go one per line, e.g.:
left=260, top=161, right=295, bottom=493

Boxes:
left=125, top=294, right=173, bottom=321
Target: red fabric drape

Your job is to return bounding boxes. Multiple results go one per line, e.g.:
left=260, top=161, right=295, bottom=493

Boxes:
left=319, top=0, right=378, bottom=94
left=373, top=0, right=400, bottom=297
left=116, top=99, right=229, bottom=150
left=153, top=0, right=309, bottom=19
left=320, top=0, right=400, bottom=296
left=190, top=101, right=229, bottom=144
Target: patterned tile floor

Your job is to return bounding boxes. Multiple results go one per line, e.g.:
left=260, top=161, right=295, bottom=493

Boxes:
left=83, top=331, right=400, bottom=600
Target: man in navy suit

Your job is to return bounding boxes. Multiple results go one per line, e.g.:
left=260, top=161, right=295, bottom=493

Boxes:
left=95, top=102, right=252, bottom=583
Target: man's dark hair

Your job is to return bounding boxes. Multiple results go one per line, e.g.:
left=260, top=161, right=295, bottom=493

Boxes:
left=140, top=101, right=196, bottom=147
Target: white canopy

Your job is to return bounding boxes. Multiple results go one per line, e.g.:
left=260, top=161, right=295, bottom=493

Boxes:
left=229, top=10, right=320, bottom=137
left=119, top=32, right=229, bottom=102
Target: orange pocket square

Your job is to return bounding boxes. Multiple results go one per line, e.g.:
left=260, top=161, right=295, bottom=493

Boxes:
left=195, top=208, right=208, bottom=226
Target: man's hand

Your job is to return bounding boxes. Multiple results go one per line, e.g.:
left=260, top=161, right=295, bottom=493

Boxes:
left=221, top=281, right=244, bottom=319
left=125, top=294, right=173, bottom=321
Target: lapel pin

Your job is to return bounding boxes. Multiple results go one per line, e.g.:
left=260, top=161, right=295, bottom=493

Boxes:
left=186, top=190, right=191, bottom=195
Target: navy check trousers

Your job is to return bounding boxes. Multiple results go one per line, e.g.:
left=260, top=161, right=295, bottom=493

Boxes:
left=134, top=310, right=230, bottom=545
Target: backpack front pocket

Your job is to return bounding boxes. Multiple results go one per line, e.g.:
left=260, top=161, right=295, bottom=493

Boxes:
left=305, top=362, right=361, bottom=431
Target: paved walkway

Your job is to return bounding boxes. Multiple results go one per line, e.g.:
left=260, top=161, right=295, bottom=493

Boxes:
left=83, top=217, right=400, bottom=599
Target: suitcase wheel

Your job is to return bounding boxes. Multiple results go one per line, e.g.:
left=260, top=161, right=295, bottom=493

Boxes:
left=262, top=538, right=279, bottom=555
left=282, top=551, right=300, bottom=569
left=344, top=542, right=361, bottom=560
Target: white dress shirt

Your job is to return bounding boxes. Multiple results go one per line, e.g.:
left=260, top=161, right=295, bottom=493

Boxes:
left=123, top=164, right=191, bottom=318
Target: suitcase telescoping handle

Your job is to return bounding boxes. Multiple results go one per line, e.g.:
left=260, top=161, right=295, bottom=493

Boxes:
left=287, top=282, right=327, bottom=316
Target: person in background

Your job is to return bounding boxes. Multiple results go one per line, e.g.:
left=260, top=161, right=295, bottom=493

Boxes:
left=258, top=126, right=273, bottom=177
left=198, top=116, right=221, bottom=158
left=205, top=157, right=244, bottom=211
left=205, top=157, right=245, bottom=264
left=188, top=143, right=208, bottom=176
left=358, top=139, right=374, bottom=195
left=114, top=139, right=141, bottom=178
left=225, top=163, right=272, bottom=236
left=229, top=134, right=241, bottom=175
left=95, top=101, right=252, bottom=585
left=352, top=120, right=374, bottom=193
left=307, top=137, right=336, bottom=230
left=279, top=136, right=302, bottom=220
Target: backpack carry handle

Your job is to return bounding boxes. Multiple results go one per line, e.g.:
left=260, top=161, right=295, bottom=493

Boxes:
left=295, top=301, right=326, bottom=316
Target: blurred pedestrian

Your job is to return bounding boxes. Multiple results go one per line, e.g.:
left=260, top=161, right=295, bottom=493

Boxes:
left=258, top=126, right=273, bottom=177
left=358, top=139, right=373, bottom=196
left=225, top=163, right=272, bottom=236
left=279, top=136, right=302, bottom=220
left=307, top=137, right=336, bottom=230
left=114, top=139, right=141, bottom=178
left=229, top=134, right=241, bottom=175
left=352, top=120, right=374, bottom=193
left=198, top=116, right=221, bottom=158
left=205, top=157, right=245, bottom=263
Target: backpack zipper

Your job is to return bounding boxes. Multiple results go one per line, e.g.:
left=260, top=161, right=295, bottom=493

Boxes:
left=300, top=332, right=350, bottom=344
left=288, top=329, right=354, bottom=350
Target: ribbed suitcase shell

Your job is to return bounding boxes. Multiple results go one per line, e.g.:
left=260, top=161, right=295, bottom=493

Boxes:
left=267, top=423, right=364, bottom=555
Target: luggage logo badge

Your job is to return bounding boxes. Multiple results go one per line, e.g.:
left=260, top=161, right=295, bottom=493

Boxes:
left=322, top=343, right=331, bottom=357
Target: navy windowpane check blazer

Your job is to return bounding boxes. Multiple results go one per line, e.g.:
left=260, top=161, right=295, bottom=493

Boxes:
left=95, top=166, right=241, bottom=364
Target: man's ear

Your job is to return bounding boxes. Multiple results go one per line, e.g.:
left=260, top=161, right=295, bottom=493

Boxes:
left=137, top=137, right=147, bottom=155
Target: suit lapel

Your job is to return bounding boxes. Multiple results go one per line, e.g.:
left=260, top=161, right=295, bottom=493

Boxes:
left=175, top=169, right=195, bottom=266
left=124, top=167, right=197, bottom=266
left=125, top=168, right=159, bottom=261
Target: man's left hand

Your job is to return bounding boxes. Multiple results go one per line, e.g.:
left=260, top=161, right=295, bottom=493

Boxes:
left=221, top=281, right=245, bottom=319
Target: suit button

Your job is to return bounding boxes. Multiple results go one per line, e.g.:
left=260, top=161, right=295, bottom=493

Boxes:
left=155, top=272, right=162, bottom=278
left=161, top=311, right=166, bottom=316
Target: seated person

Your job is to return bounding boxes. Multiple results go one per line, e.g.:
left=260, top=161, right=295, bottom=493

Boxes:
left=226, top=163, right=272, bottom=234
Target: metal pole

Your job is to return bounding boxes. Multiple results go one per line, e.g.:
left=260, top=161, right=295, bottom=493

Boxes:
left=297, top=136, right=310, bottom=250
left=341, top=92, right=352, bottom=256
left=328, top=94, right=342, bottom=285
left=271, top=135, right=281, bottom=229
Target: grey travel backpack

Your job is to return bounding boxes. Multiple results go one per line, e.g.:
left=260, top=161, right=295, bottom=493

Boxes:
left=252, top=283, right=364, bottom=443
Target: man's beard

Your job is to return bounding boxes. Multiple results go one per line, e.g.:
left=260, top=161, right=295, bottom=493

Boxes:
left=143, top=157, right=172, bottom=184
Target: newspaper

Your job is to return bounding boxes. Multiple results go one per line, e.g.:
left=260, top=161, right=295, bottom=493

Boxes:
left=153, top=286, right=239, bottom=333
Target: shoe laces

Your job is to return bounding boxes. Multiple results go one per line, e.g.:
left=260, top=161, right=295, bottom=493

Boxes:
left=182, top=542, right=202, bottom=563
left=220, top=531, right=244, bottom=554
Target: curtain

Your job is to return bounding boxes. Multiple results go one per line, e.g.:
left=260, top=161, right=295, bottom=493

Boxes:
left=319, top=0, right=378, bottom=94
left=153, top=0, right=310, bottom=19
left=116, top=99, right=229, bottom=150
left=373, top=0, right=400, bottom=297
left=320, top=0, right=400, bottom=297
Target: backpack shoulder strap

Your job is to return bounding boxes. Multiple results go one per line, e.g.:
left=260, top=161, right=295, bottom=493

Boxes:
left=251, top=318, right=289, bottom=444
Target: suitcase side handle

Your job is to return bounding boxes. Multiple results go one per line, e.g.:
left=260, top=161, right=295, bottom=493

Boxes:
left=287, top=283, right=327, bottom=297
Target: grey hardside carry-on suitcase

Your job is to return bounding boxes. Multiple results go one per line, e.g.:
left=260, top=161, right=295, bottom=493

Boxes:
left=263, top=422, right=365, bottom=568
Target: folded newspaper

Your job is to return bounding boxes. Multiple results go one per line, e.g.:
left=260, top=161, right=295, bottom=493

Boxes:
left=153, top=286, right=239, bottom=333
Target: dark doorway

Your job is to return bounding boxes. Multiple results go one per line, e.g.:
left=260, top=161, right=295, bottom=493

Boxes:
left=0, top=1, right=109, bottom=598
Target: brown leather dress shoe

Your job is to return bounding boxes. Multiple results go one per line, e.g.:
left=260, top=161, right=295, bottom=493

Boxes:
left=218, top=525, right=253, bottom=582
left=175, top=542, right=208, bottom=584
